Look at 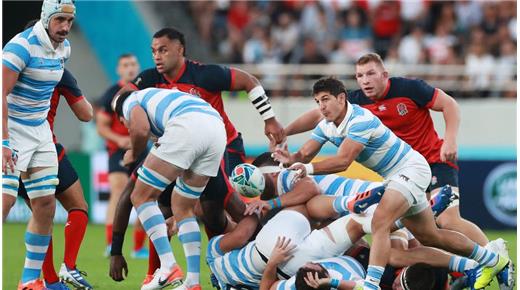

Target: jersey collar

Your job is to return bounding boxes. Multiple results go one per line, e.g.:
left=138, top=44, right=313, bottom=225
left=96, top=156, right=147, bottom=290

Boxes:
left=33, top=20, right=59, bottom=51
left=163, top=59, right=187, bottom=84
left=335, top=101, right=353, bottom=134
left=380, top=79, right=391, bottom=99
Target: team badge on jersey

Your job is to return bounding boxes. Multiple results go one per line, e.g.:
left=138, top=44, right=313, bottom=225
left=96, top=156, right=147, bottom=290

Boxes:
left=397, top=103, right=408, bottom=116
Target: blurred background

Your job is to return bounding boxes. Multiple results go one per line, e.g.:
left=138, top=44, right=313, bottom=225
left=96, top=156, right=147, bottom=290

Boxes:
left=3, top=0, right=516, bottom=229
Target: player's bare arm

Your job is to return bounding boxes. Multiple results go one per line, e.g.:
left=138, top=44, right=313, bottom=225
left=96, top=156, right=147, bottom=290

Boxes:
left=260, top=236, right=296, bottom=290
left=69, top=98, right=93, bottom=122
left=231, top=67, right=285, bottom=144
left=2, top=65, right=19, bottom=173
left=285, top=108, right=323, bottom=136
left=96, top=110, right=130, bottom=149
left=273, top=139, right=322, bottom=167
left=291, top=138, right=364, bottom=178
left=218, top=215, right=260, bottom=253
left=430, top=89, right=460, bottom=162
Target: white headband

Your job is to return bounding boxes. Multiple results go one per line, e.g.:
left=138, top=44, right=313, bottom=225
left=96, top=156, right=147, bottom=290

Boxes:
left=259, top=166, right=282, bottom=174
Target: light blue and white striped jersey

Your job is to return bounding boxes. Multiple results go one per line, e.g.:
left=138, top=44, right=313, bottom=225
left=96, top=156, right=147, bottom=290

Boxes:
left=206, top=236, right=264, bottom=290
left=2, top=20, right=70, bottom=126
left=311, top=103, right=413, bottom=177
left=275, top=256, right=365, bottom=290
left=277, top=169, right=382, bottom=197
left=122, top=88, right=222, bottom=137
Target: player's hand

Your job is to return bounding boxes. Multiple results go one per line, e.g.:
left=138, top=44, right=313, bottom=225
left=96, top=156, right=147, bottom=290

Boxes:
left=289, top=162, right=307, bottom=179
left=272, top=143, right=291, bottom=166
left=117, top=136, right=131, bottom=149
left=2, top=146, right=16, bottom=174
left=268, top=236, right=296, bottom=266
left=304, top=272, right=331, bottom=289
left=123, top=150, right=135, bottom=166
left=109, top=255, right=128, bottom=282
left=265, top=117, right=286, bottom=145
left=244, top=200, right=269, bottom=216
left=440, top=139, right=457, bottom=163
left=166, top=216, right=178, bottom=237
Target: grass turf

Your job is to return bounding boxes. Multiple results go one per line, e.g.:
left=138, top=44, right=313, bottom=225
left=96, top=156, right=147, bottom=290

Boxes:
left=3, top=223, right=517, bottom=289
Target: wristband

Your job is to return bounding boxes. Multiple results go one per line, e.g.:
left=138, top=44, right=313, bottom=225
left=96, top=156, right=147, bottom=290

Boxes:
left=248, top=86, right=275, bottom=120
left=110, top=232, right=125, bottom=256
left=304, top=163, right=314, bottom=175
left=2, top=139, right=9, bottom=148
left=268, top=197, right=282, bottom=209
left=330, top=278, right=340, bottom=289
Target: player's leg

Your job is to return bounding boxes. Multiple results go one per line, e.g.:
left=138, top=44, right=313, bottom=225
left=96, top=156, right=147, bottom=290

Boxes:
left=402, top=207, right=507, bottom=289
left=364, top=188, right=411, bottom=289
left=430, top=163, right=488, bottom=245
left=3, top=166, right=20, bottom=221
left=105, top=149, right=129, bottom=254
left=2, top=193, right=17, bottom=221
left=131, top=153, right=184, bottom=289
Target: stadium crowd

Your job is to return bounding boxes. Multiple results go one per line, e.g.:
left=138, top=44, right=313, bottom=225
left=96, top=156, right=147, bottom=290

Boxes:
left=188, top=0, right=517, bottom=98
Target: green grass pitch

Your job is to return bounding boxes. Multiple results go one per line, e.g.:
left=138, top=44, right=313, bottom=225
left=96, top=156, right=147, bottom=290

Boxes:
left=3, top=223, right=517, bottom=289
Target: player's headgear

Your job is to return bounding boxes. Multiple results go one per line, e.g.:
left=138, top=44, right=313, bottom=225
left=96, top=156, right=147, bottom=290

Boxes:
left=111, top=91, right=133, bottom=118
left=41, top=0, right=76, bottom=29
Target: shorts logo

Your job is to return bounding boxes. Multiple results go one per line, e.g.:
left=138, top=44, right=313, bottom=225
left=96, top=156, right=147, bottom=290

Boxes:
left=399, top=174, right=410, bottom=182
left=397, top=103, right=408, bottom=116
left=378, top=104, right=387, bottom=111
left=483, top=163, right=516, bottom=226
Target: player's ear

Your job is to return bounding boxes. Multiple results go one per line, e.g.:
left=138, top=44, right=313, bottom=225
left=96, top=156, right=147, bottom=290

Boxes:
left=338, top=92, right=347, bottom=103
left=382, top=70, right=389, bottom=79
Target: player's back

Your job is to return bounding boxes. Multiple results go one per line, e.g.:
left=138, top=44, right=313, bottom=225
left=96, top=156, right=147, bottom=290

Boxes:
left=206, top=238, right=264, bottom=289
left=277, top=168, right=381, bottom=197
left=122, top=88, right=222, bottom=137
left=275, top=256, right=366, bottom=290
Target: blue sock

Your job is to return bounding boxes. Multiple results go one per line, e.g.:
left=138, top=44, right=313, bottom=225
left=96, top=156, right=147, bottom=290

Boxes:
left=178, top=217, right=201, bottom=286
left=364, top=265, right=384, bottom=289
left=469, top=243, right=498, bottom=267
left=22, top=231, right=51, bottom=283
left=136, top=201, right=176, bottom=270
left=449, top=255, right=479, bottom=272
left=333, top=196, right=350, bottom=215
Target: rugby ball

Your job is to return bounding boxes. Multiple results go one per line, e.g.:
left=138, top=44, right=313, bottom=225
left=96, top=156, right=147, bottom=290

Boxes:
left=230, top=163, right=265, bottom=198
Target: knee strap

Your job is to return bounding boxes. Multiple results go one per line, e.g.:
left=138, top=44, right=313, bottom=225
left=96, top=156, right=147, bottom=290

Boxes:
left=137, top=166, right=171, bottom=191
left=174, top=177, right=205, bottom=199
left=22, top=167, right=59, bottom=199
left=3, top=170, right=21, bottom=197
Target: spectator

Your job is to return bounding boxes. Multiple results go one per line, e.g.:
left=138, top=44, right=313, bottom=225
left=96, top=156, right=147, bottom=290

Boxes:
left=271, top=11, right=300, bottom=63
left=465, top=42, right=496, bottom=97
left=299, top=3, right=337, bottom=55
left=398, top=26, right=426, bottom=64
left=338, top=8, right=372, bottom=63
left=243, top=25, right=280, bottom=64
left=424, top=23, right=457, bottom=64
left=454, top=1, right=482, bottom=33
left=494, top=40, right=516, bottom=98
left=371, top=0, right=401, bottom=58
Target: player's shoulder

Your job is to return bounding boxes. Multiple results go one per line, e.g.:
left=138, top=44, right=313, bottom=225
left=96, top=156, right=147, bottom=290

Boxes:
left=350, top=103, right=375, bottom=122
left=348, top=89, right=373, bottom=105
left=58, top=68, right=79, bottom=88
left=389, top=77, right=432, bottom=95
left=184, top=59, right=230, bottom=89
left=135, top=68, right=162, bottom=85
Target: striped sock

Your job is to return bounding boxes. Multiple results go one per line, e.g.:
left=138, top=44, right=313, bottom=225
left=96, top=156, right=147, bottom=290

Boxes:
left=136, top=202, right=176, bottom=270
left=469, top=243, right=499, bottom=267
left=449, top=256, right=479, bottom=272
left=364, top=265, right=384, bottom=289
left=22, top=231, right=51, bottom=283
left=332, top=196, right=350, bottom=215
left=178, top=217, right=201, bottom=287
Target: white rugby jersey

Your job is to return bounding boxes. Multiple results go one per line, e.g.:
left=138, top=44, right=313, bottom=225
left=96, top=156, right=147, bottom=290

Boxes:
left=311, top=102, right=413, bottom=177
left=277, top=169, right=381, bottom=197
left=122, top=88, right=222, bottom=137
left=3, top=20, right=70, bottom=126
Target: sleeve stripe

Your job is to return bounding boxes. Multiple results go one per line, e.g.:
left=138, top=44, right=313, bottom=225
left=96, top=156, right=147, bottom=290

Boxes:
left=426, top=88, right=439, bottom=108
left=251, top=96, right=265, bottom=105
left=2, top=59, right=21, bottom=73
left=3, top=43, right=30, bottom=66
